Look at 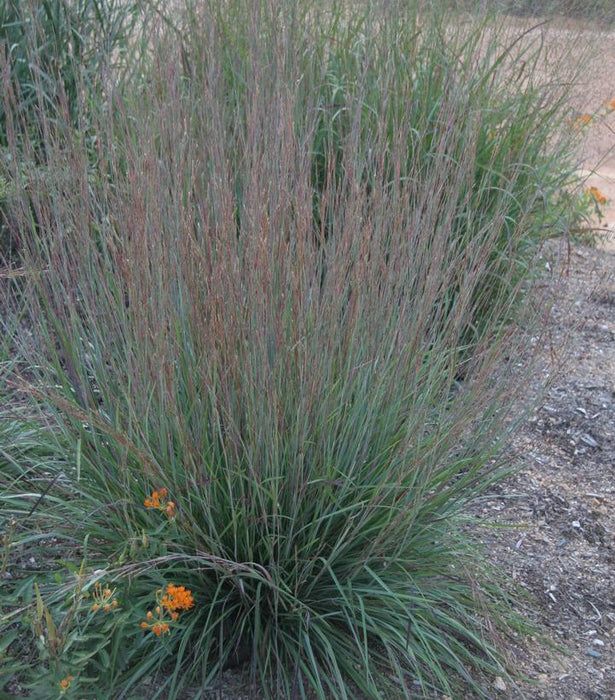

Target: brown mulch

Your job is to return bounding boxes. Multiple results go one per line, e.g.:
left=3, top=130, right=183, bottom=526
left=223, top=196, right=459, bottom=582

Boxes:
left=476, top=240, right=615, bottom=700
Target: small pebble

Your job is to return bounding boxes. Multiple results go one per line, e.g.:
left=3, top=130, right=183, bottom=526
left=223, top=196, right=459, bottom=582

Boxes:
left=593, top=639, right=605, bottom=647
left=493, top=676, right=507, bottom=692
left=586, top=649, right=602, bottom=659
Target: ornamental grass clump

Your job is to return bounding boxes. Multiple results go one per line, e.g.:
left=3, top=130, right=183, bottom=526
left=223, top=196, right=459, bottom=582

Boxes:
left=0, top=0, right=589, bottom=697
left=0, top=0, right=142, bottom=147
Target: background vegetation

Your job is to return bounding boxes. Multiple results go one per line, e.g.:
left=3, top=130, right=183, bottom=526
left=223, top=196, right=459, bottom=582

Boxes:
left=0, top=0, right=596, bottom=697
left=504, top=0, right=615, bottom=23
left=452, top=0, right=615, bottom=24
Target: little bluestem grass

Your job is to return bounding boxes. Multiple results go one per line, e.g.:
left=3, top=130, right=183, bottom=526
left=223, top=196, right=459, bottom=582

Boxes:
left=0, top=1, right=591, bottom=697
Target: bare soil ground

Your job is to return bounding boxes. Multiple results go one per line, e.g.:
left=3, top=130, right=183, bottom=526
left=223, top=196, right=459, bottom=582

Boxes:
left=476, top=240, right=615, bottom=699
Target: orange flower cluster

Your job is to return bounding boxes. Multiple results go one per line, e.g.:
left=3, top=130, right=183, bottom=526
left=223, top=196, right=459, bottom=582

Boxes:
left=604, top=98, right=615, bottom=112
left=144, top=487, right=176, bottom=519
left=161, top=584, right=195, bottom=612
left=571, top=113, right=593, bottom=131
left=59, top=675, right=73, bottom=692
left=140, top=584, right=194, bottom=637
left=587, top=186, right=608, bottom=206
left=90, top=581, right=119, bottom=613
left=140, top=616, right=171, bottom=636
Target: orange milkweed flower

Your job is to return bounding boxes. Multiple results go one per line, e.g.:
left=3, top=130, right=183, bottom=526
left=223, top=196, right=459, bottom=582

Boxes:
left=160, top=584, right=194, bottom=612
left=140, top=583, right=194, bottom=637
left=571, top=113, right=593, bottom=131
left=151, top=622, right=170, bottom=636
left=91, top=582, right=119, bottom=613
left=59, top=675, right=73, bottom=690
left=144, top=488, right=176, bottom=519
left=587, top=186, right=608, bottom=205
